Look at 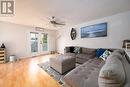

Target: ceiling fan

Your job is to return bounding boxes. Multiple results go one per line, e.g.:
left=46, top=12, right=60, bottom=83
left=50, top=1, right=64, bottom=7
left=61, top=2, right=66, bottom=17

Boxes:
left=48, top=16, right=66, bottom=27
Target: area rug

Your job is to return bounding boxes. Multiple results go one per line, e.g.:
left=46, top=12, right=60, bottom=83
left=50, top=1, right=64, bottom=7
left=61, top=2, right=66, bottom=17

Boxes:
left=38, top=61, right=80, bottom=85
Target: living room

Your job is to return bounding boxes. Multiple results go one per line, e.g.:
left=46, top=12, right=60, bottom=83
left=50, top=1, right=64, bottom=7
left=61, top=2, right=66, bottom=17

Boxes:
left=0, top=0, right=130, bottom=87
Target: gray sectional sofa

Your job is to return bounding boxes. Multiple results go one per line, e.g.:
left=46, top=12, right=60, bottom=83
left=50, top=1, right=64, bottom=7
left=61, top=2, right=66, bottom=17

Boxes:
left=64, top=46, right=113, bottom=64
left=63, top=47, right=130, bottom=87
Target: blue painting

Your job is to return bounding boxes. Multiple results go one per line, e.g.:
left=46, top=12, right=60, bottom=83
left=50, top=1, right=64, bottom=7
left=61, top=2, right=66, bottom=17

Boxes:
left=81, top=23, right=107, bottom=38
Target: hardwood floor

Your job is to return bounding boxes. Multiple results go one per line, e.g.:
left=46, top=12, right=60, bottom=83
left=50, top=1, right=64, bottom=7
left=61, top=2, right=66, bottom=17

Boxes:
left=0, top=54, right=61, bottom=87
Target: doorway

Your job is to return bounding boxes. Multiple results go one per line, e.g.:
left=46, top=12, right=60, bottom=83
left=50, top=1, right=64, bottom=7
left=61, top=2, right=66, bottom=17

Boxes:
left=30, top=32, right=48, bottom=56
left=40, top=33, right=48, bottom=52
left=30, top=32, right=38, bottom=56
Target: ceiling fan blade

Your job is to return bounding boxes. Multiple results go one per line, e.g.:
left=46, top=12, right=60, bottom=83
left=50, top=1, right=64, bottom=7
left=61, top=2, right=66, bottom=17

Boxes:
left=53, top=24, right=57, bottom=27
left=46, top=17, right=52, bottom=21
left=44, top=16, right=66, bottom=27
left=56, top=22, right=65, bottom=25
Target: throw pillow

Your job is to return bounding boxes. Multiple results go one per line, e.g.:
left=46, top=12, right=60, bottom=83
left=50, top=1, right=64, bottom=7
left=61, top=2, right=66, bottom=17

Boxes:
left=96, top=48, right=106, bottom=57
left=74, top=47, right=80, bottom=53
left=100, top=50, right=111, bottom=61
left=70, top=47, right=75, bottom=53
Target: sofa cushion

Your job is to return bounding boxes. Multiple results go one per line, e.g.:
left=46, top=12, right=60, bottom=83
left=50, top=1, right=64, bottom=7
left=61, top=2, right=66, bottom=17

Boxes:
left=64, top=53, right=76, bottom=57
left=114, top=50, right=130, bottom=64
left=70, top=47, right=75, bottom=53
left=114, top=49, right=125, bottom=55
left=76, top=58, right=90, bottom=64
left=113, top=50, right=130, bottom=87
left=76, top=53, right=95, bottom=59
left=81, top=48, right=96, bottom=55
left=122, top=54, right=130, bottom=87
left=98, top=50, right=126, bottom=87
left=64, top=58, right=104, bottom=87
left=64, top=47, right=75, bottom=53
left=108, top=50, right=125, bottom=61
left=125, top=53, right=130, bottom=64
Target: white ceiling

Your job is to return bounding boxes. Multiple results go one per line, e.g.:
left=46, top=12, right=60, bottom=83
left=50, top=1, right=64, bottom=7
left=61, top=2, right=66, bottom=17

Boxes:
left=0, top=0, right=130, bottom=30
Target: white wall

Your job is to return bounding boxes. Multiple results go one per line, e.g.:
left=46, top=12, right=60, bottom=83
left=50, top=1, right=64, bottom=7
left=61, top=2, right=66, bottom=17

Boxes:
left=56, top=11, right=130, bottom=53
left=0, top=21, right=56, bottom=58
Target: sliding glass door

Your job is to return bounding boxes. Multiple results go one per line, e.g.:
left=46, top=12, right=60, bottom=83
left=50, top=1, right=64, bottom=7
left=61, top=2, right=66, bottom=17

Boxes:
left=30, top=32, right=48, bottom=56
left=41, top=33, right=48, bottom=51
left=30, top=32, right=38, bottom=56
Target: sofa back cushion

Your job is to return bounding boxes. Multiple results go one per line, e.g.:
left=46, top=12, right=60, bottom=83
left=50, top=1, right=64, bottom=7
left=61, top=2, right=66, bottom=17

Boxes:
left=64, top=46, right=75, bottom=53
left=64, top=53, right=76, bottom=57
left=81, top=48, right=96, bottom=55
left=64, top=47, right=70, bottom=53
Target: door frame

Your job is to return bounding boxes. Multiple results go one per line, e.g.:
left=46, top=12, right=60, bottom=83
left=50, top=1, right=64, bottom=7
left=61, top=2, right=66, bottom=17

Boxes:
left=30, top=32, right=39, bottom=56
left=38, top=32, right=48, bottom=54
left=29, top=32, right=49, bottom=57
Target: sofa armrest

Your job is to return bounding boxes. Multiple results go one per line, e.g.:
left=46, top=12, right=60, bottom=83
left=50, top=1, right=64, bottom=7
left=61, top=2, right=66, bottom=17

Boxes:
left=98, top=54, right=126, bottom=87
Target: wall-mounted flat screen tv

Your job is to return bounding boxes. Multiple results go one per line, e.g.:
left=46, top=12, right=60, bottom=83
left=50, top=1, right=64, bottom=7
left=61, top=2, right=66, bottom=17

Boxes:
left=81, top=22, right=107, bottom=38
